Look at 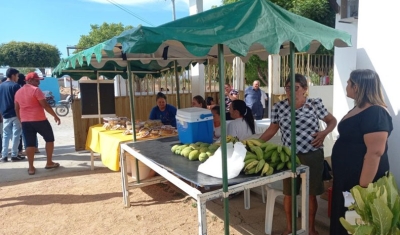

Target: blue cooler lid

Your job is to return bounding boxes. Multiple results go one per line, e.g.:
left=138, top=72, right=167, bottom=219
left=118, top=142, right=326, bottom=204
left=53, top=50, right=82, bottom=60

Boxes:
left=176, top=107, right=213, bottom=122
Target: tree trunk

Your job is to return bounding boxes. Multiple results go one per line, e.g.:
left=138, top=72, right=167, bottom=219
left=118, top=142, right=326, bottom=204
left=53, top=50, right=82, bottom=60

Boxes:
left=257, top=66, right=268, bottom=87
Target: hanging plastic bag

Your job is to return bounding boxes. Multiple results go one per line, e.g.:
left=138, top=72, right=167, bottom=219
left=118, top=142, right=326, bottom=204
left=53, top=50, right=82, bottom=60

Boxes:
left=198, top=142, right=247, bottom=179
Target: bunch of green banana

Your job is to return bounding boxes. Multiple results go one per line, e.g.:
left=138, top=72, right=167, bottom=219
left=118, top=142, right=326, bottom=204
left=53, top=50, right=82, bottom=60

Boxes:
left=170, top=142, right=220, bottom=162
left=241, top=138, right=266, bottom=150
left=226, top=135, right=240, bottom=144
left=242, top=138, right=301, bottom=176
left=243, top=151, right=274, bottom=176
left=262, top=143, right=301, bottom=171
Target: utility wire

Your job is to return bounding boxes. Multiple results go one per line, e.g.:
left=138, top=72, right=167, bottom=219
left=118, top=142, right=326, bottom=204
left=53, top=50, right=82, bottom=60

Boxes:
left=105, top=0, right=155, bottom=26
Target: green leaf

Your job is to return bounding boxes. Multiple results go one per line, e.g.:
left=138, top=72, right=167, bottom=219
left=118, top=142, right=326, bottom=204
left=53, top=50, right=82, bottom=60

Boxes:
left=353, top=224, right=374, bottom=235
left=391, top=197, right=400, bottom=232
left=352, top=186, right=374, bottom=223
left=370, top=198, right=393, bottom=235
left=385, top=173, right=399, bottom=210
left=340, top=217, right=356, bottom=234
left=352, top=186, right=366, bottom=211
left=378, top=186, right=388, bottom=208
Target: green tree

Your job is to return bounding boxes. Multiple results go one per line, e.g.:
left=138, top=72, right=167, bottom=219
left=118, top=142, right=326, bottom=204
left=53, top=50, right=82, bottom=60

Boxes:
left=223, top=0, right=334, bottom=27
left=76, top=23, right=133, bottom=50
left=0, top=41, right=61, bottom=67
left=221, top=0, right=335, bottom=85
left=242, top=55, right=267, bottom=86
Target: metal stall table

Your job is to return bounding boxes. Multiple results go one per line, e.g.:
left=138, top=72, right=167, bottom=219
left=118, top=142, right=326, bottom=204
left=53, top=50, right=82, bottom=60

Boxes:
left=120, top=136, right=309, bottom=235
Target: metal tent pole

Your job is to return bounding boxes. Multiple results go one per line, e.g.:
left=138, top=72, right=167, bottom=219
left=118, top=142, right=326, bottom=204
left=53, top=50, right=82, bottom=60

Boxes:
left=127, top=62, right=136, bottom=142
left=171, top=0, right=176, bottom=20
left=217, top=44, right=230, bottom=235
left=289, top=42, right=298, bottom=234
left=127, top=62, right=140, bottom=183
left=174, top=61, right=181, bottom=108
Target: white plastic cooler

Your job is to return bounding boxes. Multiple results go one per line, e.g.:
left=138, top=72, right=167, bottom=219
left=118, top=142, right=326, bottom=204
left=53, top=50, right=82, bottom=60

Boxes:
left=176, top=107, right=214, bottom=144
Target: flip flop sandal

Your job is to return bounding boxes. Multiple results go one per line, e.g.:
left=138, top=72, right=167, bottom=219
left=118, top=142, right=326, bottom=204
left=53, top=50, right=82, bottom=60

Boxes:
left=45, top=163, right=60, bottom=169
left=28, top=167, right=36, bottom=175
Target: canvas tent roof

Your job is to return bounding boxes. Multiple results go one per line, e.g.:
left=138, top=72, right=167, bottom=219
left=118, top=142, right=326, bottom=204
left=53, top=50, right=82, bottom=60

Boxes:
left=53, top=0, right=351, bottom=78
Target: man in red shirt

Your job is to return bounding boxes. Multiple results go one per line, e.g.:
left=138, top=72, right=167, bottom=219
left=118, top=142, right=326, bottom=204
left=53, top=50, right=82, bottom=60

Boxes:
left=14, top=72, right=61, bottom=175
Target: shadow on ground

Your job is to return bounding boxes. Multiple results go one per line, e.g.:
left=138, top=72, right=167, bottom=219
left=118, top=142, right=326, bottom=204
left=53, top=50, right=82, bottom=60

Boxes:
left=126, top=182, right=331, bottom=235
left=129, top=183, right=188, bottom=207
left=0, top=165, right=112, bottom=187
left=205, top=191, right=330, bottom=235
left=0, top=191, right=121, bottom=208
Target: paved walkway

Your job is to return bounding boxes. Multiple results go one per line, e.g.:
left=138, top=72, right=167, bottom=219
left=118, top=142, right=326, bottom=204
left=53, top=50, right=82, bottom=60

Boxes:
left=0, top=112, right=105, bottom=183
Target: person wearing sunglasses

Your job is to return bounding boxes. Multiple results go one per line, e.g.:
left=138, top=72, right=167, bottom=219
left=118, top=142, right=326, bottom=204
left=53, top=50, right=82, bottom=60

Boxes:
left=259, top=74, right=337, bottom=235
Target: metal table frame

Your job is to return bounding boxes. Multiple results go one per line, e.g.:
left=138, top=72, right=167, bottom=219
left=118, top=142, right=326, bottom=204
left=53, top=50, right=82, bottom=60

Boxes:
left=120, top=142, right=309, bottom=235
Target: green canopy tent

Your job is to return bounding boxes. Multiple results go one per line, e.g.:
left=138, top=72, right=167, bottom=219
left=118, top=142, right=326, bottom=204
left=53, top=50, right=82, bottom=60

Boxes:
left=53, top=50, right=191, bottom=140
left=53, top=40, right=202, bottom=141
left=53, top=59, right=176, bottom=80
left=53, top=0, right=351, bottom=233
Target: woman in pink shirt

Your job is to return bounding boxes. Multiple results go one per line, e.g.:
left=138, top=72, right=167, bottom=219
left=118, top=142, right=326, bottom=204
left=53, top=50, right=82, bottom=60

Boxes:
left=14, top=72, right=61, bottom=175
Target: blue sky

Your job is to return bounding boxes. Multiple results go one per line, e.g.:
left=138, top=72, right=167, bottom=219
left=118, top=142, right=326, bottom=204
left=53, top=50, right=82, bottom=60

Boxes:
left=1, top=0, right=221, bottom=58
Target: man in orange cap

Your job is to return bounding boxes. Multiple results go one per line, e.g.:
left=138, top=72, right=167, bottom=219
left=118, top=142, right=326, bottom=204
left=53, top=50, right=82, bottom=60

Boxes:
left=14, top=72, right=61, bottom=175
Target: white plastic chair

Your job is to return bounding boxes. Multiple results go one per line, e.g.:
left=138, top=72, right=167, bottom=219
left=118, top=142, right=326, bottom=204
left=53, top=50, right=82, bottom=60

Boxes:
left=264, top=181, right=300, bottom=234
left=243, top=186, right=265, bottom=209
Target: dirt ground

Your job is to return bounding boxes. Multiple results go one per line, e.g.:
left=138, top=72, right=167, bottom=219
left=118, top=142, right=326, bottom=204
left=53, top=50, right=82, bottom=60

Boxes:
left=0, top=169, right=280, bottom=235
left=0, top=111, right=330, bottom=235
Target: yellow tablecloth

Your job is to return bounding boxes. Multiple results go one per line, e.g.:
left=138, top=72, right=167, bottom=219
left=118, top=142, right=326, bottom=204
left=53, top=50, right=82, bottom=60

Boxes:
left=86, top=125, right=134, bottom=171
left=85, top=124, right=177, bottom=171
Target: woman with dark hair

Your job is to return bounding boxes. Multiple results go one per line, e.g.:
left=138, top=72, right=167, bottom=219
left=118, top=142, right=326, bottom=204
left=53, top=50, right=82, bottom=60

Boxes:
left=211, top=106, right=221, bottom=138
left=149, top=92, right=177, bottom=127
left=17, top=74, right=26, bottom=87
left=227, top=99, right=255, bottom=140
left=260, top=73, right=337, bottom=235
left=192, top=95, right=207, bottom=108
left=330, top=69, right=393, bottom=235
left=206, top=97, right=214, bottom=106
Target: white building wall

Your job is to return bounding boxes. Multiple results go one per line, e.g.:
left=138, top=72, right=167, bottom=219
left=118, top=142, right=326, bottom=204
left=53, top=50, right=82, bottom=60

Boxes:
left=309, top=86, right=334, bottom=113
left=332, top=21, right=358, bottom=125
left=334, top=0, right=400, bottom=186
left=357, top=1, right=400, bottom=186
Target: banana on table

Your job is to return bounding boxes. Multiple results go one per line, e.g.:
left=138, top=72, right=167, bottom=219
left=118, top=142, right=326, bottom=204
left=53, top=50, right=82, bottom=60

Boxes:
left=242, top=138, right=300, bottom=176
left=170, top=135, right=301, bottom=177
